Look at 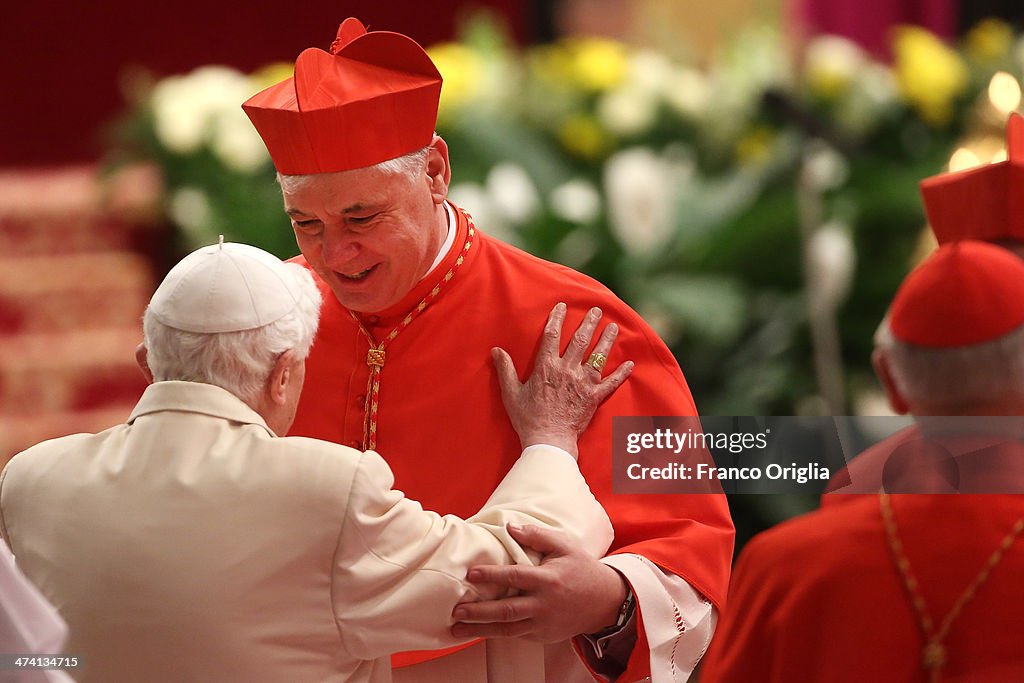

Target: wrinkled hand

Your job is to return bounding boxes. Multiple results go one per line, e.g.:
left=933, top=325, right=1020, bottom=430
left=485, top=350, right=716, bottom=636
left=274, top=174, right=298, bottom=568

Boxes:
left=494, top=303, right=633, bottom=458
left=451, top=523, right=628, bottom=642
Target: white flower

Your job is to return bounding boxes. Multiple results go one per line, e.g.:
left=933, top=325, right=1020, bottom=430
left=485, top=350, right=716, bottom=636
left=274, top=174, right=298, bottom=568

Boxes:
left=836, top=63, right=899, bottom=135
left=211, top=108, right=269, bottom=173
left=629, top=50, right=674, bottom=96
left=663, top=67, right=712, bottom=120
left=603, top=147, right=677, bottom=257
left=857, top=64, right=898, bottom=105
left=550, top=179, right=602, bottom=224
left=169, top=187, right=216, bottom=246
left=150, top=66, right=257, bottom=157
left=485, top=163, right=540, bottom=225
left=449, top=182, right=519, bottom=246
left=597, top=85, right=659, bottom=137
left=807, top=220, right=856, bottom=312
left=802, top=140, right=849, bottom=192
left=720, top=26, right=792, bottom=97
left=449, top=183, right=494, bottom=225
left=151, top=76, right=206, bottom=154
left=804, top=35, right=867, bottom=97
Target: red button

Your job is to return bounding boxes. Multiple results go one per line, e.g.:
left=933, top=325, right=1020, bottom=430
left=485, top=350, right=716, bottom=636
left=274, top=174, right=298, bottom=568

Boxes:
left=348, top=440, right=361, bottom=448
left=357, top=395, right=366, bottom=407
left=367, top=315, right=380, bottom=325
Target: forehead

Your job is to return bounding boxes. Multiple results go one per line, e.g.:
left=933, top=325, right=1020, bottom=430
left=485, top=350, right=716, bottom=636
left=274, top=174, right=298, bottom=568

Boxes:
left=281, top=167, right=409, bottom=214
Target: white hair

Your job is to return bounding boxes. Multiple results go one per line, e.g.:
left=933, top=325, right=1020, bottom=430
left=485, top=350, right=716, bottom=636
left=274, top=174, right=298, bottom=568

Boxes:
left=875, top=318, right=1024, bottom=410
left=276, top=145, right=430, bottom=191
left=143, top=263, right=322, bottom=405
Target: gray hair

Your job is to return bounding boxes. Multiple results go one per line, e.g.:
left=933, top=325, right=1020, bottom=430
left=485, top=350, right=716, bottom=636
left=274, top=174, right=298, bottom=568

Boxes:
left=143, top=263, right=322, bottom=405
left=276, top=145, right=430, bottom=191
left=875, top=318, right=1024, bottom=410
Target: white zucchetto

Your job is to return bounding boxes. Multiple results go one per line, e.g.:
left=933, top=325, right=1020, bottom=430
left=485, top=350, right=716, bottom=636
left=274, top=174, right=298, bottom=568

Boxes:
left=149, top=239, right=302, bottom=333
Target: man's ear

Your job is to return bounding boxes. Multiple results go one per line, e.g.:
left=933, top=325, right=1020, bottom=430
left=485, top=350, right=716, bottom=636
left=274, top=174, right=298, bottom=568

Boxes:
left=425, top=135, right=451, bottom=204
left=135, top=343, right=154, bottom=384
left=872, top=348, right=910, bottom=415
left=267, top=350, right=297, bottom=406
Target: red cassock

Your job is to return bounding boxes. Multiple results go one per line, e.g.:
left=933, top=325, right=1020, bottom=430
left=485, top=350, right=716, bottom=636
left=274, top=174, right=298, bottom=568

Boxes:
left=289, top=204, right=735, bottom=670
left=699, top=494, right=1024, bottom=682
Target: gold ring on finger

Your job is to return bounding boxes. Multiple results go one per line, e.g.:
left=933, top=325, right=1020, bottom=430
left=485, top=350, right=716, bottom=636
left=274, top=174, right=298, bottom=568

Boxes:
left=586, top=352, right=608, bottom=372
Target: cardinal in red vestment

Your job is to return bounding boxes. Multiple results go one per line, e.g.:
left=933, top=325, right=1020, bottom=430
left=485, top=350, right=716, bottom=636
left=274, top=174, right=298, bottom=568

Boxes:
left=243, top=16, right=734, bottom=683
left=702, top=242, right=1024, bottom=681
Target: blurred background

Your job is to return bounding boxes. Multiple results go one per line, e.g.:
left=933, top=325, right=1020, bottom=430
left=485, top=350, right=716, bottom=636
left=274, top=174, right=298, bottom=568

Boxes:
left=3, top=0, right=1024, bottom=546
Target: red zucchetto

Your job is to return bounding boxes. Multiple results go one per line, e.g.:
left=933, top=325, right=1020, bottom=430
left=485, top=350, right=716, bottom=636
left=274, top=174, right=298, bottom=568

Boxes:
left=890, top=240, right=1024, bottom=347
left=919, top=112, right=1024, bottom=244
left=242, top=18, right=442, bottom=175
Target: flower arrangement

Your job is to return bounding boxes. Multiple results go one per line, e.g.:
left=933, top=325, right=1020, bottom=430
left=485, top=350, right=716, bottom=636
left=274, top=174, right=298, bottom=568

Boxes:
left=111, top=15, right=1024, bottom=416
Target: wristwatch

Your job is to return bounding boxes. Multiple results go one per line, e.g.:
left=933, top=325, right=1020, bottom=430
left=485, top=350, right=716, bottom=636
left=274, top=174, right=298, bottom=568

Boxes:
left=582, top=583, right=637, bottom=659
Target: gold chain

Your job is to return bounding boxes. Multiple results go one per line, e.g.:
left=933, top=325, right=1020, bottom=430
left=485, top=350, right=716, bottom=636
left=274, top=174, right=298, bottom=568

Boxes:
left=879, top=493, right=1024, bottom=683
left=350, top=216, right=476, bottom=450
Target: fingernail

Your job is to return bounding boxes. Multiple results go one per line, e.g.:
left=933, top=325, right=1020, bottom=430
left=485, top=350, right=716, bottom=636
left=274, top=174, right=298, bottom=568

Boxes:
left=557, top=302, right=566, bottom=311
left=453, top=607, right=467, bottom=620
left=591, top=307, right=601, bottom=316
left=609, top=323, right=618, bottom=334
left=468, top=568, right=482, bottom=581
left=508, top=523, right=523, bottom=533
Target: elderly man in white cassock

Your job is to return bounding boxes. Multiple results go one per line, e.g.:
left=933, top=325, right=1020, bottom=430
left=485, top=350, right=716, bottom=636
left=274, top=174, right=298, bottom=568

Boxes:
left=0, top=239, right=629, bottom=683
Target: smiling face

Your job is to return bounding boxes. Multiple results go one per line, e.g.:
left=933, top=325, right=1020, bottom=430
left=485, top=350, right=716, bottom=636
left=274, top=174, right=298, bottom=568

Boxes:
left=281, top=140, right=451, bottom=313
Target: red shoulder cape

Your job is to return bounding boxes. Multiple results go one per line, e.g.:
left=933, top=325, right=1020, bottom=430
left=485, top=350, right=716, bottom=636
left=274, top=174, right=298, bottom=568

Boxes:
left=290, top=205, right=734, bottom=667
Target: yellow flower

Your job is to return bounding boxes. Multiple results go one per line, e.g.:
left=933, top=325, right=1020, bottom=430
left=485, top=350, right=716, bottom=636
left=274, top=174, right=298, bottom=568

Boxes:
left=564, top=38, right=629, bottom=92
left=735, top=125, right=776, bottom=166
left=528, top=44, right=575, bottom=88
left=804, top=36, right=866, bottom=100
left=964, top=18, right=1014, bottom=63
left=892, top=26, right=968, bottom=126
left=428, top=43, right=485, bottom=117
left=559, top=115, right=610, bottom=159
left=249, top=62, right=295, bottom=92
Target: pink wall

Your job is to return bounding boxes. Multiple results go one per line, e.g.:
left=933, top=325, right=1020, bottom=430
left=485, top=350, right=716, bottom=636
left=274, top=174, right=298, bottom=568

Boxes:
left=797, top=0, right=956, bottom=59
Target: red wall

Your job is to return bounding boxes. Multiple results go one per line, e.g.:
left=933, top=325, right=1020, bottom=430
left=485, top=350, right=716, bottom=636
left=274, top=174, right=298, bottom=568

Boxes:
left=2, top=1, right=527, bottom=167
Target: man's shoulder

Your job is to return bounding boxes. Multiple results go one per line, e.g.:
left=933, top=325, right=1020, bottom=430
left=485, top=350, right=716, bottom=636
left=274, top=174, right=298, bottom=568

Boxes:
left=477, top=232, right=657, bottom=326
left=823, top=424, right=920, bottom=497
left=476, top=231, right=691, bottom=392
left=5, top=430, right=113, bottom=476
left=269, top=434, right=362, bottom=461
left=481, top=232, right=614, bottom=292
left=241, top=432, right=362, bottom=477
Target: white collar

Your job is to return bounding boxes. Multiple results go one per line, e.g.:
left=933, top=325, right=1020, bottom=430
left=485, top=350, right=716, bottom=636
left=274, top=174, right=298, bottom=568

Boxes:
left=422, top=202, right=457, bottom=279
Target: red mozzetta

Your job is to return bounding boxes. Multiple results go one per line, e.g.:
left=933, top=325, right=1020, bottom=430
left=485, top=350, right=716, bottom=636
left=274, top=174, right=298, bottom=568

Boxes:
left=288, top=205, right=735, bottom=668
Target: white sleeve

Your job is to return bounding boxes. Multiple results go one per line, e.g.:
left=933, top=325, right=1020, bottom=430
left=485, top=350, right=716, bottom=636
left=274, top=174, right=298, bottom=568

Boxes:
left=332, top=447, right=613, bottom=661
left=601, top=553, right=717, bottom=683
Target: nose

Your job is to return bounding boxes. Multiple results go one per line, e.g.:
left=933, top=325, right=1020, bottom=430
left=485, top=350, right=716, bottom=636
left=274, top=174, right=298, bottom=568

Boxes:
left=320, top=224, right=361, bottom=268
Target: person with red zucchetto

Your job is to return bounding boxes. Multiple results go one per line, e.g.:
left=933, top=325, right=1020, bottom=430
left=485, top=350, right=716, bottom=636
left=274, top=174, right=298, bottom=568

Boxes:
left=701, top=241, right=1024, bottom=682
left=243, top=16, right=734, bottom=683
